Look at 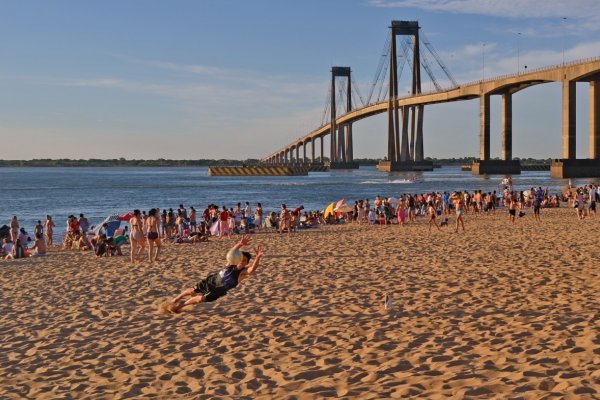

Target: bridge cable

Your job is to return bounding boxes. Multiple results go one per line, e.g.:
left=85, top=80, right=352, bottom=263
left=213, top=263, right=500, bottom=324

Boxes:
left=420, top=48, right=443, bottom=91
left=420, top=31, right=458, bottom=87
left=367, top=34, right=390, bottom=104
left=351, top=77, right=366, bottom=107
left=321, top=86, right=331, bottom=126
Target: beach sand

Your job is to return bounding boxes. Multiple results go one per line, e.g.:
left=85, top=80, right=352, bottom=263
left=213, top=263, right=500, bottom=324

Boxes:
left=1, top=207, right=600, bottom=399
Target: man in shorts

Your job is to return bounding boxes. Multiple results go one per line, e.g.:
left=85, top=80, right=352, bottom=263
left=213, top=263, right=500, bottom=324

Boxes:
left=170, top=235, right=264, bottom=313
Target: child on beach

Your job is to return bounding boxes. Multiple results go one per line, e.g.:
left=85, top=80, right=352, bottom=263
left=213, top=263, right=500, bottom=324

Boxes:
left=428, top=201, right=441, bottom=232
left=170, top=235, right=264, bottom=313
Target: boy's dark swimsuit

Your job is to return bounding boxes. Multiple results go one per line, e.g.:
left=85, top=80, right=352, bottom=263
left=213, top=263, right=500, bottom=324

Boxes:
left=194, top=265, right=246, bottom=302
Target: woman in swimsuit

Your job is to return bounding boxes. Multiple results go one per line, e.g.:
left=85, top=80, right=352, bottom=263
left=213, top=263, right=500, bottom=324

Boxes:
left=145, top=208, right=161, bottom=263
left=129, top=209, right=145, bottom=264
left=254, top=203, right=263, bottom=229
left=279, top=204, right=291, bottom=234
left=44, top=215, right=55, bottom=246
left=428, top=201, right=441, bottom=233
left=10, top=216, right=19, bottom=243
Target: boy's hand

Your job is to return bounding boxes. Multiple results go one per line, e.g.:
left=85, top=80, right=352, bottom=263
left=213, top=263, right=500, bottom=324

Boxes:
left=238, top=234, right=251, bottom=247
left=254, top=245, right=264, bottom=258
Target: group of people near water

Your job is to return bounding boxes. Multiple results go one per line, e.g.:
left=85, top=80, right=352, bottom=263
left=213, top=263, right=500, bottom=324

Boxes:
left=2, top=182, right=597, bottom=262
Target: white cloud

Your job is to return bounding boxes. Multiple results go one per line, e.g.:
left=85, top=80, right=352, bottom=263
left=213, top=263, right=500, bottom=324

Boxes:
left=369, top=0, right=599, bottom=20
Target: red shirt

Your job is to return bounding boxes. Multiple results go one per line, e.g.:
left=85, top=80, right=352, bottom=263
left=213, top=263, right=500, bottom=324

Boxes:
left=69, top=220, right=80, bottom=233
left=219, top=211, right=229, bottom=221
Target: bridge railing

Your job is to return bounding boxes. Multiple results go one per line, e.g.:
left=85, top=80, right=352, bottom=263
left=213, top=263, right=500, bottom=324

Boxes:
left=459, top=55, right=600, bottom=88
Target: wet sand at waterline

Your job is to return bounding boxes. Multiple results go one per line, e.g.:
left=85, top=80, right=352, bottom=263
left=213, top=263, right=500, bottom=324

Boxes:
left=1, top=207, right=599, bottom=398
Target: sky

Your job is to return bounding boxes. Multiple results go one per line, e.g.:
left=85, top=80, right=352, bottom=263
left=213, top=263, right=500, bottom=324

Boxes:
left=1, top=0, right=600, bottom=160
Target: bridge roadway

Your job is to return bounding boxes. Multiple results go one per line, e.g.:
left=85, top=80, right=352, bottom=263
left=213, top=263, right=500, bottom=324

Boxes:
left=263, top=57, right=600, bottom=177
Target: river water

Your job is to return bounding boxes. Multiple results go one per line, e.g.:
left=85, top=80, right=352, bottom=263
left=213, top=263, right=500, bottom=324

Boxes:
left=0, top=166, right=594, bottom=235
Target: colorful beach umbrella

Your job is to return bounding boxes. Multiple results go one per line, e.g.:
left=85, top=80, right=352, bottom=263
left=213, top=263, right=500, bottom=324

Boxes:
left=118, top=212, right=134, bottom=221
left=324, top=202, right=335, bottom=219
left=334, top=203, right=353, bottom=213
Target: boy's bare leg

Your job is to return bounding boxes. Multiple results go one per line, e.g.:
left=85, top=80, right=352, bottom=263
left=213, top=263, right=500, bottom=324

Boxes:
left=171, top=287, right=195, bottom=304
left=172, top=294, right=203, bottom=313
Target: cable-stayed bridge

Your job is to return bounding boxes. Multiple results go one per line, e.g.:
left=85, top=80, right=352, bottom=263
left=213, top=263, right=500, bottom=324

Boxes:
left=261, top=21, right=600, bottom=178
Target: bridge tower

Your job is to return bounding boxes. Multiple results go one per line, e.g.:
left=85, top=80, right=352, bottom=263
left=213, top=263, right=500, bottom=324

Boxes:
left=378, top=20, right=433, bottom=172
left=329, top=66, right=359, bottom=169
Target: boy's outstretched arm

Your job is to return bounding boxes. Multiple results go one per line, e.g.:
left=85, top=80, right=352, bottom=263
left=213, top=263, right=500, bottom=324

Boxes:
left=233, top=234, right=251, bottom=250
left=246, top=245, right=264, bottom=275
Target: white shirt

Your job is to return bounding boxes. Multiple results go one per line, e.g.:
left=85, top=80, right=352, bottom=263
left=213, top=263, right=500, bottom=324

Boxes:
left=3, top=243, right=14, bottom=256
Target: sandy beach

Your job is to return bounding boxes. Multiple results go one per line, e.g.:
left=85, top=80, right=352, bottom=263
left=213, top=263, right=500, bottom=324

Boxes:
left=1, top=207, right=600, bottom=399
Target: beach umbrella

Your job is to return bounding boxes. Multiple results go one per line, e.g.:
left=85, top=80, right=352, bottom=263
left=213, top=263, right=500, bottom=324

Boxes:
left=388, top=197, right=399, bottom=208
left=335, top=199, right=345, bottom=209
left=92, top=214, right=121, bottom=237
left=334, top=203, right=353, bottom=213
left=324, top=202, right=335, bottom=219
left=118, top=212, right=134, bottom=221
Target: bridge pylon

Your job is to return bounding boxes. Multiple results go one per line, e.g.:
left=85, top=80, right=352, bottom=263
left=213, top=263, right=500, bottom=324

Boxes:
left=329, top=66, right=359, bottom=169
left=378, top=20, right=433, bottom=172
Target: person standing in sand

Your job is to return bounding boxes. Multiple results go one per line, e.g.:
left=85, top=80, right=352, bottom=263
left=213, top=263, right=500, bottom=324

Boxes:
left=254, top=202, right=263, bottom=229
left=428, top=201, right=441, bottom=233
left=279, top=204, right=292, bottom=234
left=218, top=206, right=229, bottom=239
left=129, top=209, right=145, bottom=263
left=44, top=215, right=55, bottom=246
left=454, top=196, right=466, bottom=232
left=145, top=208, right=161, bottom=263
left=10, top=216, right=19, bottom=243
left=34, top=220, right=44, bottom=238
left=170, top=235, right=264, bottom=313
left=508, top=196, right=517, bottom=223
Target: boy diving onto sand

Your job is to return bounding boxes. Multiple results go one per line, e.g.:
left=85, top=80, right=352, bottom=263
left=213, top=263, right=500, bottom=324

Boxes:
left=170, top=235, right=264, bottom=313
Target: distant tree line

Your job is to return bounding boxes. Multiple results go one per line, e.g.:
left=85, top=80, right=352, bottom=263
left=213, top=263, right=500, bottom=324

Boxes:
left=0, top=158, right=263, bottom=167
left=0, top=157, right=552, bottom=167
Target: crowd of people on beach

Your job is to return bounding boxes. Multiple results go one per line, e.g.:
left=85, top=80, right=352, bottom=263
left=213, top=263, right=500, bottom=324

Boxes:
left=2, top=182, right=598, bottom=262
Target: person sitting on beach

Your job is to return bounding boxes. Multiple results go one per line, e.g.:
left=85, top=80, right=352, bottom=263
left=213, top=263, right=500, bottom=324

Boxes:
left=170, top=235, right=264, bottom=313
left=18, top=228, right=31, bottom=248
left=77, top=232, right=92, bottom=251
left=2, top=238, right=13, bottom=259
left=28, top=233, right=47, bottom=257
left=94, top=235, right=121, bottom=257
left=6, top=238, right=24, bottom=260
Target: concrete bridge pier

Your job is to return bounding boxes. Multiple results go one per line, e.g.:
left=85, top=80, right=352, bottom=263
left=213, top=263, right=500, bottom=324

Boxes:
left=471, top=92, right=521, bottom=175
left=329, top=67, right=358, bottom=170
left=330, top=124, right=359, bottom=169
left=551, top=79, right=600, bottom=178
left=378, top=21, right=432, bottom=172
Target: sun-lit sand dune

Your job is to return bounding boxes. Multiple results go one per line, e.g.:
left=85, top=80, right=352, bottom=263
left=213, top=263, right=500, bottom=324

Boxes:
left=1, top=208, right=600, bottom=399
